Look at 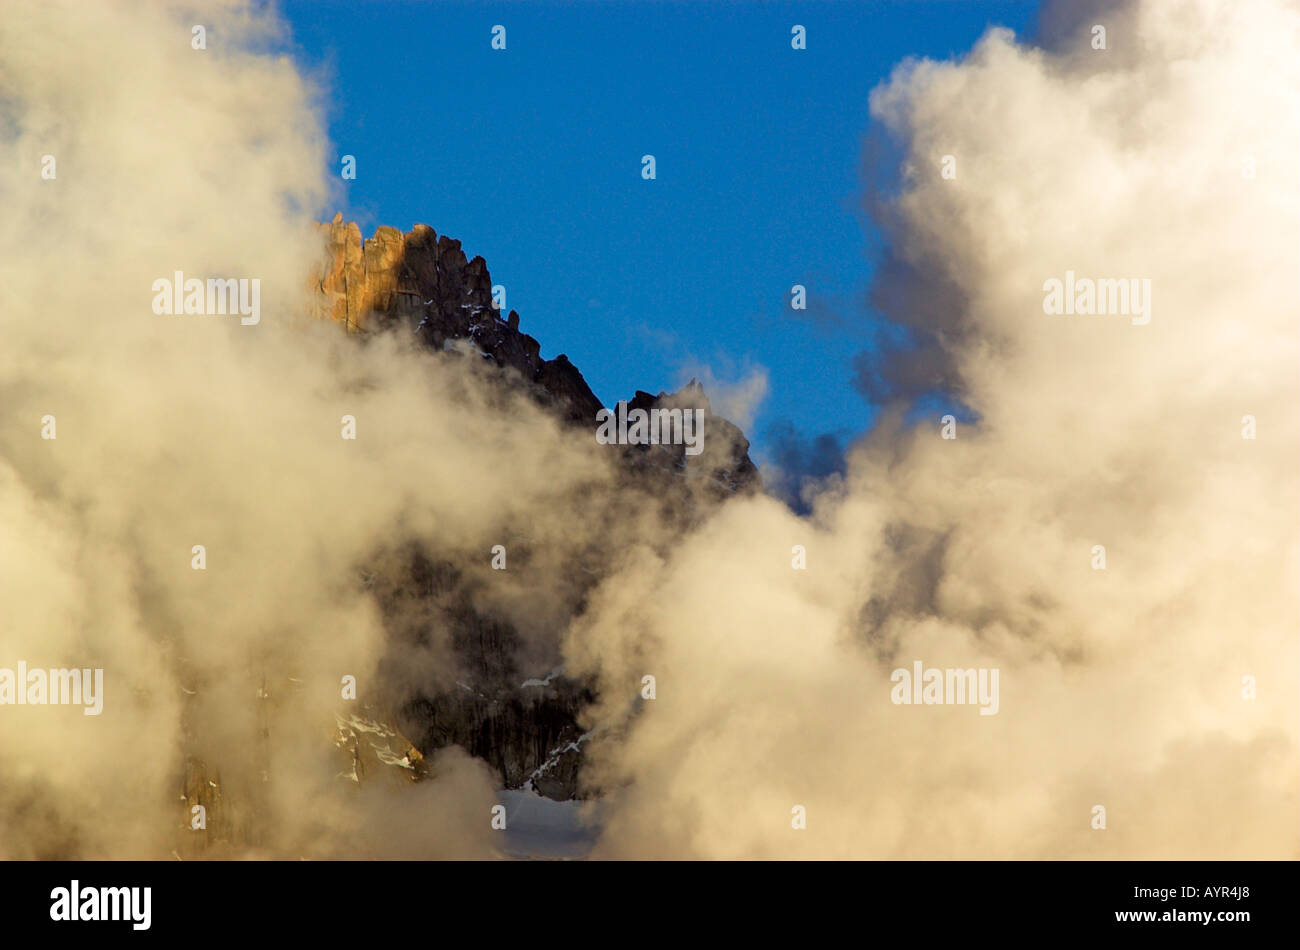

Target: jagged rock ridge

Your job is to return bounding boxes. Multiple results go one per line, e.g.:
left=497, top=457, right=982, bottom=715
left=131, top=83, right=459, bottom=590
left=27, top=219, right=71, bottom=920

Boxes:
left=314, top=213, right=603, bottom=423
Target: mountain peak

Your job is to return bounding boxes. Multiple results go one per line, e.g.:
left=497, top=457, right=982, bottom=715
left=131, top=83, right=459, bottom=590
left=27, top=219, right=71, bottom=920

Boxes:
left=312, top=217, right=760, bottom=496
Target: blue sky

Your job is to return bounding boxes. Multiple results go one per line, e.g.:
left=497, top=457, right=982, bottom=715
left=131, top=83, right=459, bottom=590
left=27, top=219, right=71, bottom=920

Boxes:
left=282, top=0, right=1040, bottom=472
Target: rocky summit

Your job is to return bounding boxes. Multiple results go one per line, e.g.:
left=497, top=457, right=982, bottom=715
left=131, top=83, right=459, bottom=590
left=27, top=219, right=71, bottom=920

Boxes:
left=308, top=216, right=760, bottom=802
left=314, top=213, right=604, bottom=423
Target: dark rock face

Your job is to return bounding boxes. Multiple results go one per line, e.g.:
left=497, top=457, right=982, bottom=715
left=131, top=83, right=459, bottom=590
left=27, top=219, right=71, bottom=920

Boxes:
left=366, top=547, right=597, bottom=801
left=313, top=217, right=761, bottom=800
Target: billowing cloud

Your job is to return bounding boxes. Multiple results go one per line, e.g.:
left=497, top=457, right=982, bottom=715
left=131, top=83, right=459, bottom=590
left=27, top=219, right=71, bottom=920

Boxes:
left=566, top=0, right=1299, bottom=858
